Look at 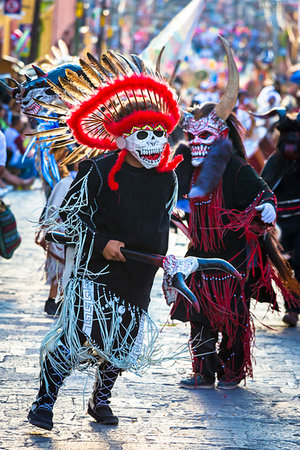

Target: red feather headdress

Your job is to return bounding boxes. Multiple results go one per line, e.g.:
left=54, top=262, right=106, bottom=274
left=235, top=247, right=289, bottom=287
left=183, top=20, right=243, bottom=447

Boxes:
left=25, top=50, right=182, bottom=188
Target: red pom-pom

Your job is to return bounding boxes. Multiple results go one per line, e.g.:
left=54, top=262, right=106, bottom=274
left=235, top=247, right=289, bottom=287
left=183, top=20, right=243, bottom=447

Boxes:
left=107, top=149, right=127, bottom=191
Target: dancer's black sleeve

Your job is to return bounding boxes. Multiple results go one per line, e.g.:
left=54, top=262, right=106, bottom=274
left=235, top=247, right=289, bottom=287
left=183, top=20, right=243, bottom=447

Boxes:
left=60, top=159, right=110, bottom=255
left=232, top=156, right=276, bottom=210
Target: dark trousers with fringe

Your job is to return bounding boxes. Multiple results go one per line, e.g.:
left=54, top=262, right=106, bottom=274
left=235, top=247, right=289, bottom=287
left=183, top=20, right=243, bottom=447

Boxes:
left=190, top=321, right=249, bottom=382
left=36, top=334, right=121, bottom=409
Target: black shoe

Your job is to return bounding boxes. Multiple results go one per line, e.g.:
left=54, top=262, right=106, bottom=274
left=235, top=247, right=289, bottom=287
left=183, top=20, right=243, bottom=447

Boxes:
left=283, top=312, right=298, bottom=327
left=27, top=402, right=53, bottom=430
left=216, top=376, right=241, bottom=390
left=44, top=298, right=58, bottom=316
left=87, top=401, right=119, bottom=425
left=180, top=374, right=215, bottom=389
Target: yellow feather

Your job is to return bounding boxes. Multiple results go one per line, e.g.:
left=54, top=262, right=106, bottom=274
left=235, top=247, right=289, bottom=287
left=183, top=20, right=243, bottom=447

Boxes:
left=33, top=99, right=69, bottom=114
left=60, top=145, right=90, bottom=165
left=26, top=113, right=66, bottom=123
left=106, top=50, right=127, bottom=75
left=58, top=77, right=87, bottom=101
left=47, top=79, right=78, bottom=105
left=65, top=69, right=94, bottom=95
left=50, top=139, right=77, bottom=150
left=26, top=127, right=70, bottom=138
left=79, top=58, right=103, bottom=86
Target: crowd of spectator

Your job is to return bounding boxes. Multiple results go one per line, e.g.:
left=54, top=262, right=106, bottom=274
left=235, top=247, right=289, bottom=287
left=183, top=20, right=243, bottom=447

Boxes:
left=0, top=96, right=35, bottom=198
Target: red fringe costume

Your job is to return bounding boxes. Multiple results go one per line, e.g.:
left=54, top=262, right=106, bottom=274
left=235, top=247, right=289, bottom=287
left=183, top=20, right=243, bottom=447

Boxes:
left=172, top=143, right=278, bottom=383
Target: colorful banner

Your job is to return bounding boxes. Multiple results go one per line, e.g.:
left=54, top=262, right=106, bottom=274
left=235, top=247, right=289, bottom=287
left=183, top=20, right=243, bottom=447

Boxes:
left=14, top=27, right=31, bottom=56
left=4, top=0, right=22, bottom=15
left=140, top=0, right=205, bottom=75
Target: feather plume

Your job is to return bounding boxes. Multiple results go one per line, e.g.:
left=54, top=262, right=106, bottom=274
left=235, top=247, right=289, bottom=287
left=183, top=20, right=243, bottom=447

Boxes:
left=101, top=54, right=121, bottom=76
left=47, top=79, right=78, bottom=105
left=65, top=69, right=94, bottom=95
left=89, top=149, right=100, bottom=158
left=58, top=76, right=88, bottom=101
left=79, top=58, right=103, bottom=86
left=116, top=53, right=139, bottom=73
left=51, top=45, right=61, bottom=60
left=50, top=139, right=77, bottom=150
left=34, top=99, right=69, bottom=114
left=106, top=50, right=128, bottom=75
left=58, top=39, right=69, bottom=57
left=38, top=134, right=76, bottom=144
left=61, top=145, right=91, bottom=165
left=27, top=127, right=71, bottom=138
left=130, top=54, right=148, bottom=74
left=26, top=113, right=66, bottom=123
left=87, top=53, right=111, bottom=79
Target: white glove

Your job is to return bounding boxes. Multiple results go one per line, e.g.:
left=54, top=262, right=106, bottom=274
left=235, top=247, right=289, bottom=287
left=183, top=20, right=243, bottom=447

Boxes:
left=255, top=203, right=276, bottom=224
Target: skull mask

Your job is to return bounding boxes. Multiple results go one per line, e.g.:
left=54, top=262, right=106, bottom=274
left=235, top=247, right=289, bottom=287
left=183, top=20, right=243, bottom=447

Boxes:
left=19, top=86, right=56, bottom=115
left=123, top=126, right=168, bottom=169
left=183, top=110, right=229, bottom=166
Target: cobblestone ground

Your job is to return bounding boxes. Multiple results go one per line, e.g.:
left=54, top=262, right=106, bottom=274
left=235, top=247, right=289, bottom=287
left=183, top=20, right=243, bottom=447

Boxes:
left=0, top=185, right=299, bottom=450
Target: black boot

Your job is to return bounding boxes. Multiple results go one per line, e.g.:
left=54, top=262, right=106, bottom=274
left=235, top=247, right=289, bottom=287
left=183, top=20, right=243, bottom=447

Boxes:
left=44, top=298, right=58, bottom=316
left=28, top=347, right=72, bottom=431
left=88, top=362, right=121, bottom=425
left=28, top=400, right=53, bottom=431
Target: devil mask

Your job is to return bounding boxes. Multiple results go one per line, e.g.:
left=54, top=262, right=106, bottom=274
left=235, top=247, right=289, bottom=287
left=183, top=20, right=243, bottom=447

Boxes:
left=181, top=36, right=239, bottom=167
left=182, top=110, right=229, bottom=166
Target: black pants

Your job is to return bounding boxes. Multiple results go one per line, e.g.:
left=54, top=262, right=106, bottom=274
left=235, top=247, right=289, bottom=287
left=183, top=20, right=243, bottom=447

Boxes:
left=190, top=321, right=249, bottom=382
left=37, top=333, right=120, bottom=409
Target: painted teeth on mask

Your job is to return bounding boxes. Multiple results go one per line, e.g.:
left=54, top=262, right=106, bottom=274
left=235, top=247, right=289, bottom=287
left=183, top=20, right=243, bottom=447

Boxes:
left=140, top=150, right=161, bottom=156
left=192, top=146, right=207, bottom=156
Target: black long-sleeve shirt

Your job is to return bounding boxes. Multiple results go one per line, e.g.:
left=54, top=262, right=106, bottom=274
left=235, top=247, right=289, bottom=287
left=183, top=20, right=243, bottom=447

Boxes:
left=60, top=152, right=177, bottom=310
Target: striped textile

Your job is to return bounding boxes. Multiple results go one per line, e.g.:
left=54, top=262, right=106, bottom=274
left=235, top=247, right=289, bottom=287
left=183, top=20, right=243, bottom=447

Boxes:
left=0, top=201, right=21, bottom=259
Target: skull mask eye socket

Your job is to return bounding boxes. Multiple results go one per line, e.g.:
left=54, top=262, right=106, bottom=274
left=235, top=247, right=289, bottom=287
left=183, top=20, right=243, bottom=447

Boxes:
left=45, top=88, right=54, bottom=96
left=137, top=130, right=148, bottom=140
left=153, top=129, right=164, bottom=138
left=187, top=132, right=194, bottom=141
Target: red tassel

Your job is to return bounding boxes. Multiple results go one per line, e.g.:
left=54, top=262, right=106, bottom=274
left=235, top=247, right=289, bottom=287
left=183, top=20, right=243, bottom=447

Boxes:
left=107, top=149, right=127, bottom=191
left=156, top=143, right=183, bottom=173
left=185, top=272, right=254, bottom=381
left=189, top=178, right=224, bottom=252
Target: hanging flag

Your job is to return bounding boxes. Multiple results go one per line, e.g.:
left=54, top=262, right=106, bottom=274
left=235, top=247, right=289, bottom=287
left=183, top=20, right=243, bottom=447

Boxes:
left=140, top=0, right=205, bottom=75
left=4, top=0, right=22, bottom=15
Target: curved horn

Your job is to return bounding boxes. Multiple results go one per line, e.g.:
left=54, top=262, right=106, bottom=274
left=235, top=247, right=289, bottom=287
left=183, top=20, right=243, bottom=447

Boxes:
left=24, top=74, right=32, bottom=82
left=196, top=257, right=242, bottom=281
left=6, top=77, right=21, bottom=88
left=155, top=46, right=165, bottom=76
left=171, top=272, right=200, bottom=313
left=214, top=35, right=239, bottom=121
left=32, top=64, right=47, bottom=77
left=250, top=107, right=286, bottom=121
left=0, top=80, right=15, bottom=94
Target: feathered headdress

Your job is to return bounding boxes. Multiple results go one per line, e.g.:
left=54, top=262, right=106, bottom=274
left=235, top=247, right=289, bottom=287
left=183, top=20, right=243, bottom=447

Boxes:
left=26, top=50, right=182, bottom=185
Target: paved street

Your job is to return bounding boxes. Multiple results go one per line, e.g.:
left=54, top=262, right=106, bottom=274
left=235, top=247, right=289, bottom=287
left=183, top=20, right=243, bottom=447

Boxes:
left=0, top=185, right=299, bottom=450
